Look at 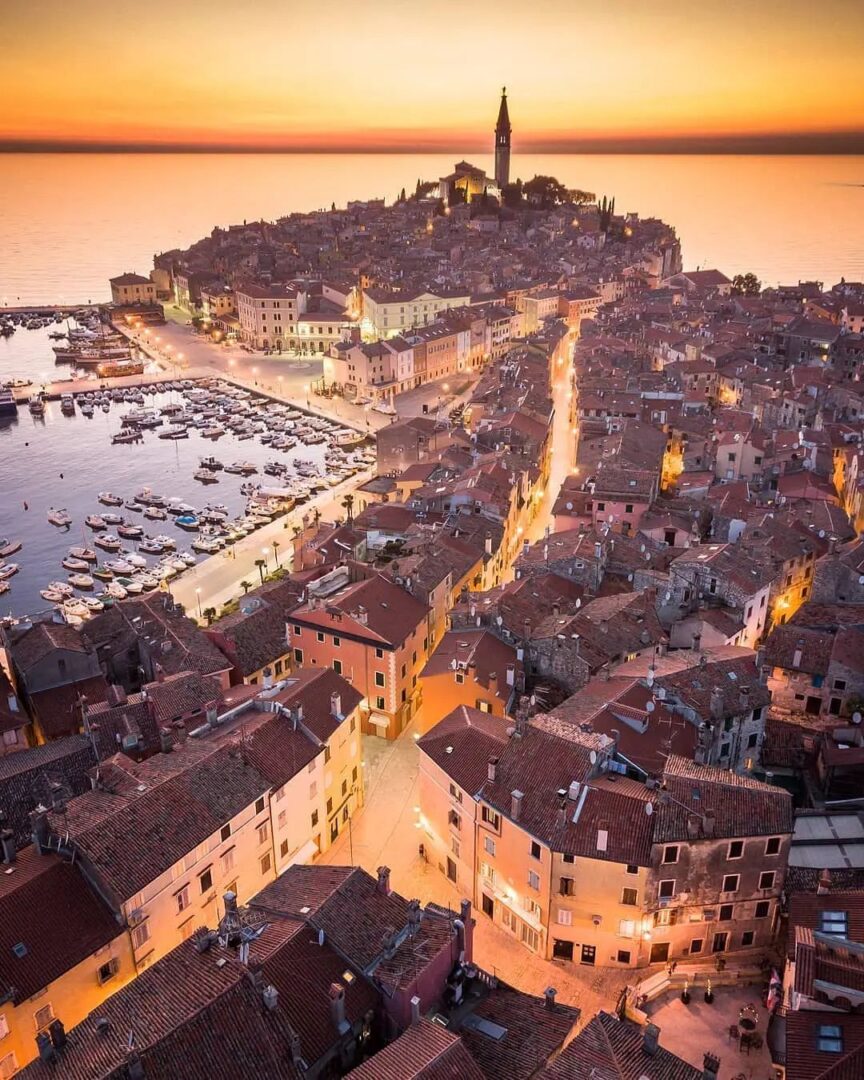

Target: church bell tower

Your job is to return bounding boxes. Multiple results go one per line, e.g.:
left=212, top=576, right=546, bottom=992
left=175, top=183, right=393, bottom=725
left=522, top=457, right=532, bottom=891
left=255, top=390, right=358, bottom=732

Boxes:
left=494, top=87, right=511, bottom=190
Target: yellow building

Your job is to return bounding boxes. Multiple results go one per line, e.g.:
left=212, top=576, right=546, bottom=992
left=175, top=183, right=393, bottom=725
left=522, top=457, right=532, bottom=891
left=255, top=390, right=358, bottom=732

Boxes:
left=0, top=847, right=135, bottom=1074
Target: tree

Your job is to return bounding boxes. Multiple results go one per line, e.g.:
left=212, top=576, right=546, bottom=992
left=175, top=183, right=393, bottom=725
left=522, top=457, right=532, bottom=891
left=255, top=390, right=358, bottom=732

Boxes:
left=731, top=272, right=761, bottom=297
left=501, top=180, right=524, bottom=209
left=397, top=187, right=407, bottom=203
left=523, top=175, right=569, bottom=208
left=342, top=493, right=355, bottom=524
left=598, top=195, right=616, bottom=233
left=254, top=558, right=266, bottom=585
left=568, top=189, right=595, bottom=205
left=240, top=580, right=253, bottom=595
left=203, top=607, right=217, bottom=626
left=272, top=540, right=281, bottom=567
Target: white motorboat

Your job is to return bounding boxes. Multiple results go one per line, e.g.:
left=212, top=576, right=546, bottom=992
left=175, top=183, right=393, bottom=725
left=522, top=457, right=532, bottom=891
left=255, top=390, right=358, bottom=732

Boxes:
left=106, top=581, right=128, bottom=599
left=68, top=546, right=97, bottom=562
left=48, top=508, right=72, bottom=527
left=94, top=534, right=122, bottom=552
left=68, top=573, right=94, bottom=589
left=104, top=558, right=134, bottom=574
left=98, top=492, right=124, bottom=506
left=62, top=557, right=90, bottom=572
left=0, top=538, right=22, bottom=558
left=85, top=515, right=107, bottom=530
left=0, top=563, right=19, bottom=580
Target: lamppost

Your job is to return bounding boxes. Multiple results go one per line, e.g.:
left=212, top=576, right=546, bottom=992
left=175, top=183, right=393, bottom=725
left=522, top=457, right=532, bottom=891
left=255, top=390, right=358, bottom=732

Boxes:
left=303, top=383, right=310, bottom=409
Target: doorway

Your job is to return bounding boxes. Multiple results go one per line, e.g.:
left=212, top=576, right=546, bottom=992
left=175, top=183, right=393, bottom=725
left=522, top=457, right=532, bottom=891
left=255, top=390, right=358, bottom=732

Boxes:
left=481, top=894, right=494, bottom=918
left=553, top=940, right=574, bottom=961
left=649, top=941, right=670, bottom=964
left=580, top=944, right=596, bottom=965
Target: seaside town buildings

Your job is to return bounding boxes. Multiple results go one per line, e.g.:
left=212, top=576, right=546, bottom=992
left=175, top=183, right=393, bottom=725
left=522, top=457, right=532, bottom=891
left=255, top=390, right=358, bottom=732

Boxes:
left=2, top=90, right=864, bottom=1079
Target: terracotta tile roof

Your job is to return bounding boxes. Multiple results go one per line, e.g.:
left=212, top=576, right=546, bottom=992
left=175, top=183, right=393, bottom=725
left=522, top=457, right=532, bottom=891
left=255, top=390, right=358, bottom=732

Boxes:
left=787, top=891, right=864, bottom=956
left=763, top=625, right=834, bottom=675
left=422, top=630, right=520, bottom=697
left=208, top=580, right=304, bottom=676
left=346, top=1020, right=485, bottom=1080
left=784, top=1010, right=864, bottom=1080
left=18, top=938, right=302, bottom=1080
left=418, top=707, right=512, bottom=796
left=48, top=742, right=271, bottom=902
left=0, top=847, right=121, bottom=1004
left=291, top=572, right=429, bottom=648
left=652, top=655, right=771, bottom=718
left=145, top=671, right=223, bottom=725
left=457, top=985, right=579, bottom=1080
left=250, top=863, right=355, bottom=918
left=539, top=1010, right=700, bottom=1079
left=242, top=711, right=322, bottom=788
left=28, top=674, right=109, bottom=739
left=654, top=756, right=794, bottom=842
left=8, top=620, right=90, bottom=670
left=268, top=667, right=362, bottom=745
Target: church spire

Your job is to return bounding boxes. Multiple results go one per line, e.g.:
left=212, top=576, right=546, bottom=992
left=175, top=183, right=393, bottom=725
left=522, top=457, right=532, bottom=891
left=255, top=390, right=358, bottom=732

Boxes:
left=494, top=87, right=511, bottom=189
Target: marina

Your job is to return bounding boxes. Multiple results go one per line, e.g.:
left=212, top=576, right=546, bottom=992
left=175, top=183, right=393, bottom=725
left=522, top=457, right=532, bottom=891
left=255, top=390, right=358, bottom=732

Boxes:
left=0, top=336, right=373, bottom=617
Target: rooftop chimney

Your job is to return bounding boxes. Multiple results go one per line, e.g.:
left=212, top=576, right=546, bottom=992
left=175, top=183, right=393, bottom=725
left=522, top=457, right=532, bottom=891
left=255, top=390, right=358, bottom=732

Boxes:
left=263, top=985, right=279, bottom=1011
left=377, top=865, right=392, bottom=895
left=544, top=987, right=557, bottom=1010
left=709, top=687, right=724, bottom=720
left=410, top=995, right=422, bottom=1025
left=331, top=692, right=342, bottom=719
left=159, top=729, right=173, bottom=755
left=511, top=789, right=524, bottom=820
left=1, top=829, right=16, bottom=864
left=263, top=666, right=273, bottom=690
left=702, top=1052, right=720, bottom=1080
left=30, top=808, right=49, bottom=855
left=485, top=531, right=493, bottom=556
left=643, top=1023, right=660, bottom=1056
left=35, top=1032, right=56, bottom=1065
left=506, top=664, right=515, bottom=687
left=487, top=756, right=499, bottom=782
left=702, top=809, right=716, bottom=838
left=329, top=982, right=350, bottom=1036
left=817, top=868, right=832, bottom=895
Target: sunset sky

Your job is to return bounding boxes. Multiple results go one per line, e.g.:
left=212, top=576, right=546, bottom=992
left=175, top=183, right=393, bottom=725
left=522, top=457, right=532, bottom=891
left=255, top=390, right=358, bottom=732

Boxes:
left=3, top=0, right=864, bottom=151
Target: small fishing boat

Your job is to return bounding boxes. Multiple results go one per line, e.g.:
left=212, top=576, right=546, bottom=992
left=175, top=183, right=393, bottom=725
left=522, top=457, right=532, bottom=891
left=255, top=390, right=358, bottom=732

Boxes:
left=102, top=512, right=123, bottom=525
left=138, top=539, right=165, bottom=555
left=48, top=508, right=72, bottom=527
left=192, top=536, right=222, bottom=553
left=104, top=558, right=134, bottom=574
left=175, top=515, right=200, bottom=531
left=40, top=587, right=67, bottom=603
left=68, top=573, right=94, bottom=589
left=28, top=394, right=45, bottom=415
left=125, top=501, right=144, bottom=513
left=116, top=577, right=144, bottom=595
left=179, top=552, right=197, bottom=566
left=0, top=539, right=22, bottom=558
left=136, top=574, right=160, bottom=590
left=60, top=394, right=75, bottom=414
left=92, top=567, right=114, bottom=582
left=46, top=580, right=74, bottom=597
left=199, top=456, right=224, bottom=471
left=85, top=514, right=107, bottom=530
left=143, top=506, right=167, bottom=521
left=0, top=563, right=19, bottom=580
left=158, top=427, right=188, bottom=439
left=117, top=523, right=144, bottom=540
left=68, top=546, right=97, bottom=562
left=193, top=469, right=219, bottom=484
left=112, top=431, right=141, bottom=445
left=98, top=492, right=124, bottom=506
left=62, top=557, right=90, bottom=572
left=153, top=534, right=176, bottom=550
left=63, top=598, right=91, bottom=619
left=94, top=534, right=122, bottom=552
left=106, top=581, right=127, bottom=599
left=83, top=597, right=105, bottom=613
left=126, top=553, right=148, bottom=568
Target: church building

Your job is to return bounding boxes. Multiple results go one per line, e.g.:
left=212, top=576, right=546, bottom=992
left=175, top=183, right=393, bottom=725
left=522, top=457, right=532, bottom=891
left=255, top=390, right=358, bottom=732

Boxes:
left=438, top=89, right=512, bottom=204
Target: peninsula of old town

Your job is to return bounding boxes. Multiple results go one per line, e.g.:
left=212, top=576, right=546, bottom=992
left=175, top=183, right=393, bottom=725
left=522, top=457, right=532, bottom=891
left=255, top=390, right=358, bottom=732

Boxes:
left=2, top=92, right=864, bottom=1080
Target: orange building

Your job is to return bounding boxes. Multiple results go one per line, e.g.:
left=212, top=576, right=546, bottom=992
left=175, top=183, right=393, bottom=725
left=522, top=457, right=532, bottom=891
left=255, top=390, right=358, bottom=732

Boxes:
left=420, top=629, right=521, bottom=728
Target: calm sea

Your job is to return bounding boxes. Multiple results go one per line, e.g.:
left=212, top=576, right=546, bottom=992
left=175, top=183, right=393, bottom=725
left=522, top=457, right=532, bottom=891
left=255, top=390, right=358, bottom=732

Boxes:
left=0, top=154, right=863, bottom=305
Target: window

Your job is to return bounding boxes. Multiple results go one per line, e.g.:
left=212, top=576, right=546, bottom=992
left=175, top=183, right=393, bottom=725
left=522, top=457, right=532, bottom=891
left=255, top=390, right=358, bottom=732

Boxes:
left=326, top=798, right=333, bottom=815
left=722, top=874, right=739, bottom=893
left=333, top=659, right=343, bottom=675
left=719, top=904, right=734, bottom=921
left=480, top=862, right=495, bottom=884
left=33, top=1003, right=54, bottom=1032
left=617, top=950, right=631, bottom=964
left=257, top=822, right=269, bottom=845
left=311, top=810, right=319, bottom=828
left=755, top=900, right=770, bottom=918
left=221, top=824, right=231, bottom=842
left=741, top=930, right=755, bottom=947
left=176, top=885, right=190, bottom=913
left=341, top=779, right=348, bottom=797
left=689, top=938, right=704, bottom=954
left=324, top=746, right=331, bottom=764
left=221, top=848, right=234, bottom=874
left=747, top=733, right=758, bottom=749
left=309, top=780, right=318, bottom=800
left=316, top=631, right=325, bottom=643
left=131, top=921, right=150, bottom=949
left=727, top=840, right=744, bottom=859
left=0, top=1015, right=7, bottom=1040
left=530, top=841, right=541, bottom=860
left=294, top=648, right=303, bottom=664
left=481, top=806, right=500, bottom=829
left=817, top=1025, right=843, bottom=1053
left=1, top=1053, right=17, bottom=1080
left=477, top=700, right=492, bottom=713
left=375, top=696, right=385, bottom=710
left=484, top=836, right=496, bottom=857
left=563, top=853, right=575, bottom=864
left=521, top=923, right=540, bottom=951
left=449, top=783, right=463, bottom=804
left=280, top=839, right=289, bottom=858
left=293, top=625, right=301, bottom=636
left=618, top=919, right=635, bottom=936
left=255, top=797, right=265, bottom=814
left=765, top=837, right=781, bottom=856
left=333, top=635, right=341, bottom=648
left=260, top=853, right=272, bottom=875
left=374, top=671, right=386, bottom=688
left=820, top=911, right=849, bottom=936
left=199, top=868, right=213, bottom=894
left=375, top=648, right=384, bottom=659
left=274, top=659, right=283, bottom=676
left=625, top=504, right=634, bottom=514
left=663, top=845, right=679, bottom=864
left=759, top=871, right=775, bottom=890
left=621, top=888, right=638, bottom=906
left=658, top=880, right=676, bottom=899
left=98, top=958, right=118, bottom=984
left=557, top=908, right=572, bottom=925
left=626, top=864, right=638, bottom=875
left=529, top=870, right=541, bottom=891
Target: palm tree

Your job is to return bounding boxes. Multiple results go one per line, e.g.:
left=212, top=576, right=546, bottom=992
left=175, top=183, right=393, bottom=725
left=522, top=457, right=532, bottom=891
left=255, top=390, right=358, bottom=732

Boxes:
left=255, top=558, right=266, bottom=585
left=203, top=607, right=217, bottom=626
left=240, top=580, right=253, bottom=595
left=342, top=494, right=355, bottom=525
left=272, top=540, right=280, bottom=567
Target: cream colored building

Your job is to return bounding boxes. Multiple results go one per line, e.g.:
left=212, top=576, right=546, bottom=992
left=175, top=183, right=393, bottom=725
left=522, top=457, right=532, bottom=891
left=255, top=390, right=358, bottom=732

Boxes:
left=361, top=288, right=471, bottom=339
left=109, top=273, right=156, bottom=306
left=235, top=283, right=300, bottom=350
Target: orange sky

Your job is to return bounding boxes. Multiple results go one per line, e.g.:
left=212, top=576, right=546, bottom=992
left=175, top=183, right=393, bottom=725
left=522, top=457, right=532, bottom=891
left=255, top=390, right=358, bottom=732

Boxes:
left=3, top=0, right=864, bottom=150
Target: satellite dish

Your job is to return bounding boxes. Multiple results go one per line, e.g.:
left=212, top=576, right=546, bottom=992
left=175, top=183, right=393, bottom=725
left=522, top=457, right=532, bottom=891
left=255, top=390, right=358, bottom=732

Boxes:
left=646, top=701, right=655, bottom=713
left=566, top=502, right=573, bottom=510
left=853, top=712, right=862, bottom=725
left=590, top=750, right=597, bottom=764
left=858, top=575, right=864, bottom=585
left=645, top=802, right=654, bottom=816
left=819, top=529, right=825, bottom=538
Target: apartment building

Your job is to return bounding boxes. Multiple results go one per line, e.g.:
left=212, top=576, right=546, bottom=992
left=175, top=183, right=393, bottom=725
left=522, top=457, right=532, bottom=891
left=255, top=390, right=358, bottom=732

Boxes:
left=235, top=282, right=300, bottom=350
left=361, top=287, right=470, bottom=338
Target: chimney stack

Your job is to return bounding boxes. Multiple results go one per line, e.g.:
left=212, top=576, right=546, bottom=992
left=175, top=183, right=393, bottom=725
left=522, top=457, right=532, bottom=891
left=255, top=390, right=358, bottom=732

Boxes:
left=511, top=790, right=524, bottom=820
left=159, top=729, right=173, bottom=755
left=263, top=666, right=273, bottom=690
left=329, top=982, right=350, bottom=1036
left=506, top=664, right=515, bottom=687
left=702, top=1052, right=720, bottom=1080
left=709, top=687, right=724, bottom=720
left=702, top=809, right=716, bottom=838
left=410, top=995, right=421, bottom=1025
left=817, top=868, right=832, bottom=895
left=331, top=692, right=342, bottom=719
left=377, top=866, right=392, bottom=895
left=544, top=987, right=557, bottom=1010
left=643, top=1023, right=660, bottom=1056
left=487, top=757, right=498, bottom=782
left=30, top=808, right=49, bottom=855
left=1, top=829, right=15, bottom=864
